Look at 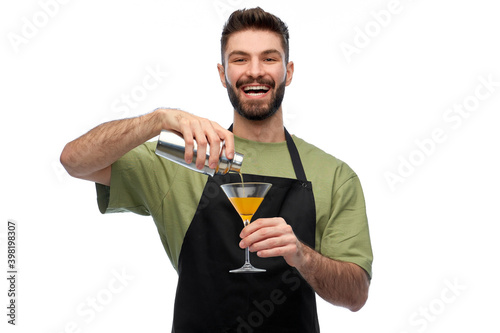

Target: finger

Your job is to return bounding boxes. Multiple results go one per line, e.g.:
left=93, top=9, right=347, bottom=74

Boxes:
left=209, top=122, right=234, bottom=160
left=255, top=244, right=297, bottom=259
left=191, top=121, right=208, bottom=170
left=240, top=222, right=293, bottom=248
left=240, top=218, right=284, bottom=238
left=179, top=119, right=195, bottom=164
left=218, top=127, right=235, bottom=160
left=247, top=233, right=296, bottom=253
left=202, top=120, right=222, bottom=169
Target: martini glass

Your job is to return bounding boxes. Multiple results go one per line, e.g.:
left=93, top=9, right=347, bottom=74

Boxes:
left=220, top=182, right=272, bottom=273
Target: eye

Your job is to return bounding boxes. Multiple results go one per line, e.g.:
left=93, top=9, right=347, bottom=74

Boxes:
left=232, top=58, right=246, bottom=63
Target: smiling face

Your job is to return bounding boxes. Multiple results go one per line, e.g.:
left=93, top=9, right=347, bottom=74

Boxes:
left=218, top=29, right=294, bottom=121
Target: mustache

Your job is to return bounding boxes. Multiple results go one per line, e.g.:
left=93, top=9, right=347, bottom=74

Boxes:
left=235, top=78, right=275, bottom=89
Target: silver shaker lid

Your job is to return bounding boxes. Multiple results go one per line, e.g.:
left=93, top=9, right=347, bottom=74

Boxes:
left=215, top=148, right=244, bottom=175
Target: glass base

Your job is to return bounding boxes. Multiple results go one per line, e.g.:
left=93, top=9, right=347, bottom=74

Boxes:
left=230, top=263, right=266, bottom=273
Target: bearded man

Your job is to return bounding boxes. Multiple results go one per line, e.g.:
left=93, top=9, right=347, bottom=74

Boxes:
left=61, top=7, right=373, bottom=332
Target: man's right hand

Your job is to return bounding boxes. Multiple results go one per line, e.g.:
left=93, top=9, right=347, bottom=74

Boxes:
left=158, top=108, right=234, bottom=171
left=60, top=108, right=233, bottom=186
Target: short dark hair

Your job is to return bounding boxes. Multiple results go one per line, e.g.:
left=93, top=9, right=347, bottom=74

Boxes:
left=220, top=7, right=290, bottom=65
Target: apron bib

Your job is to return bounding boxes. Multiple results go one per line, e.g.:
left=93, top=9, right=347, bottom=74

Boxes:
left=172, top=129, right=319, bottom=332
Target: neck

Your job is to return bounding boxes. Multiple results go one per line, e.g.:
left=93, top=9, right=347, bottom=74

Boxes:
left=232, top=108, right=286, bottom=142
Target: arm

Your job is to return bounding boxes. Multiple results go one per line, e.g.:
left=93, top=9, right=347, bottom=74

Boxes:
left=293, top=240, right=370, bottom=312
left=240, top=218, right=370, bottom=312
left=60, top=108, right=234, bottom=185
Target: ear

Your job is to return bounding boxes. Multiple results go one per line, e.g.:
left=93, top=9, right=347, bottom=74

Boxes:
left=217, top=63, right=227, bottom=88
left=285, top=61, right=294, bottom=86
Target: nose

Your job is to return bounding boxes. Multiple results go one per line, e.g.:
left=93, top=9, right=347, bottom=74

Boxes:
left=246, top=57, right=265, bottom=78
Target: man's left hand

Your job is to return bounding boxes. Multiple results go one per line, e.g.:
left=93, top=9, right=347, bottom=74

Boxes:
left=239, top=217, right=305, bottom=267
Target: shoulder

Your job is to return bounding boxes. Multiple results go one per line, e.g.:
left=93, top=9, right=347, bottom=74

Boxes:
left=292, top=135, right=358, bottom=183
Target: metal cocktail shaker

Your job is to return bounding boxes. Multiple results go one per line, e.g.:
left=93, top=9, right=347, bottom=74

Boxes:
left=155, top=130, right=243, bottom=176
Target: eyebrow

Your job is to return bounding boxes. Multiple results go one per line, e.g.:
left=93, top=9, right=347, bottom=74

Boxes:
left=227, top=49, right=282, bottom=59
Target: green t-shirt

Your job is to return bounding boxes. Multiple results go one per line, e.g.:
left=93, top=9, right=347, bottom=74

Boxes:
left=96, top=135, right=373, bottom=277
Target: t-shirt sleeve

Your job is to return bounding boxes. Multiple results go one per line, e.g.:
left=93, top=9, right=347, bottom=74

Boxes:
left=95, top=141, right=174, bottom=216
left=320, top=174, right=373, bottom=279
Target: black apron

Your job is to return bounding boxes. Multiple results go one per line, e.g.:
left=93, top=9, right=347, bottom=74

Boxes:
left=172, top=129, right=319, bottom=332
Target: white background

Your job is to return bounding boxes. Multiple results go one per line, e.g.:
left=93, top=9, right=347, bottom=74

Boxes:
left=1, top=0, right=499, bottom=332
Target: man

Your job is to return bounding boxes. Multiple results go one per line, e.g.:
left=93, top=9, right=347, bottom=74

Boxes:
left=61, top=7, right=373, bottom=332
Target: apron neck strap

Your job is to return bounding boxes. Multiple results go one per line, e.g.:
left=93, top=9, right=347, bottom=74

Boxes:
left=284, top=128, right=307, bottom=182
left=228, top=124, right=307, bottom=182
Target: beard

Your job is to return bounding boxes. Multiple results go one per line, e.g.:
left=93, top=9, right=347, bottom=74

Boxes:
left=226, top=76, right=286, bottom=121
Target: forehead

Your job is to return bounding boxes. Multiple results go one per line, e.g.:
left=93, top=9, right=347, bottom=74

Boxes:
left=224, top=29, right=285, bottom=58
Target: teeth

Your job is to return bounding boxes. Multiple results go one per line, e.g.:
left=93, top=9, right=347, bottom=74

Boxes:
left=243, top=85, right=270, bottom=92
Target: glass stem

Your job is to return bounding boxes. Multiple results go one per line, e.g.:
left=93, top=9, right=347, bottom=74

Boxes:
left=244, top=219, right=251, bottom=265
left=245, top=247, right=251, bottom=265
